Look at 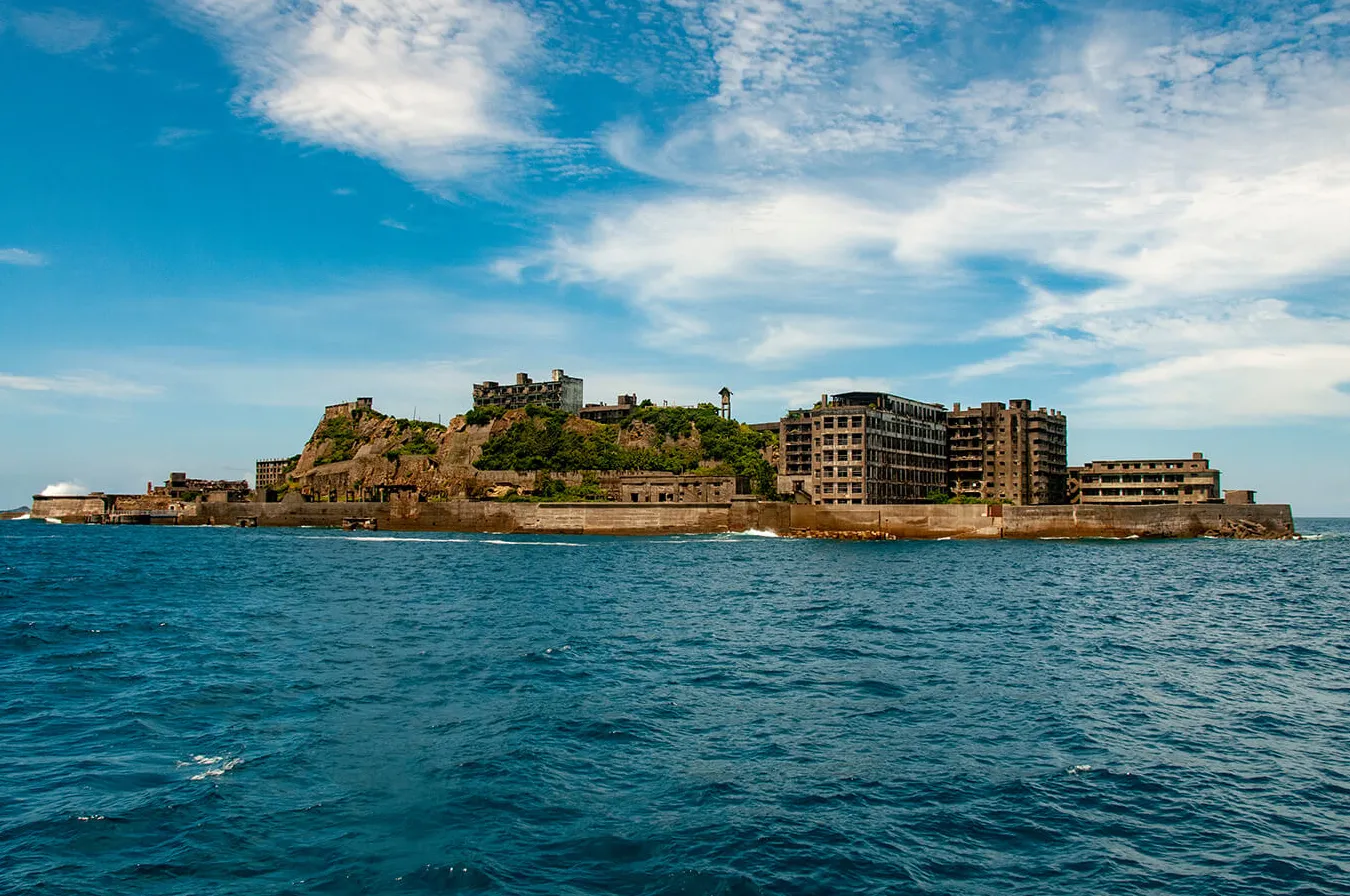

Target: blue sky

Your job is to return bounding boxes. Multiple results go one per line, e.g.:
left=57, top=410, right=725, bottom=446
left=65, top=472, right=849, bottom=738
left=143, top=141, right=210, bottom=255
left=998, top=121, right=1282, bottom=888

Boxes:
left=3, top=0, right=1350, bottom=514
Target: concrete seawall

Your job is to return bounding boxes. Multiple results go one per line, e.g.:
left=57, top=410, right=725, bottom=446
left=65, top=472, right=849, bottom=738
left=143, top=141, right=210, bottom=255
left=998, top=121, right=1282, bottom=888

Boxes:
left=30, top=494, right=1296, bottom=539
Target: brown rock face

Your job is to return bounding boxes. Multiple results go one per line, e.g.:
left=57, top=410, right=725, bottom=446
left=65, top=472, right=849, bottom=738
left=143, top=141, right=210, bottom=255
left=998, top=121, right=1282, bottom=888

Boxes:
left=288, top=407, right=497, bottom=499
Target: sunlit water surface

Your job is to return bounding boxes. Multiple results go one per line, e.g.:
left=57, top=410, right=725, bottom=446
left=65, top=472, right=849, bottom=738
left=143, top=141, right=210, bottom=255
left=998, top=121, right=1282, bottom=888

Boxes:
left=3, top=520, right=1349, bottom=894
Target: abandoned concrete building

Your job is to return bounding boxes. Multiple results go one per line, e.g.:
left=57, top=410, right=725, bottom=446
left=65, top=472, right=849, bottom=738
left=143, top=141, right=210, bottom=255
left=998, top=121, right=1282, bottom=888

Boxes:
left=578, top=394, right=637, bottom=424
left=776, top=392, right=947, bottom=504
left=150, top=472, right=250, bottom=500
left=255, top=458, right=293, bottom=489
left=948, top=400, right=1068, bottom=505
left=324, top=397, right=373, bottom=419
left=1070, top=453, right=1221, bottom=504
left=611, top=473, right=748, bottom=503
left=473, top=370, right=584, bottom=413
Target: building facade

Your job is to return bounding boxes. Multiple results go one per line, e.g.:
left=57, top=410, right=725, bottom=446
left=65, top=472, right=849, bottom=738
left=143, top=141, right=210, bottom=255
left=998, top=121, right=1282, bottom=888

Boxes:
left=610, top=473, right=748, bottom=503
left=324, top=397, right=373, bottom=419
left=777, top=392, right=947, bottom=504
left=473, top=370, right=583, bottom=412
left=1070, top=453, right=1220, bottom=504
left=947, top=400, right=1068, bottom=504
left=255, top=458, right=295, bottom=489
left=578, top=394, right=637, bottom=424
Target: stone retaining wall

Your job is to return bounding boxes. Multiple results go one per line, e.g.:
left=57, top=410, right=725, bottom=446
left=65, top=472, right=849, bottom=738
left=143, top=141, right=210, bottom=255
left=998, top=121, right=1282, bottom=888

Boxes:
left=30, top=495, right=1295, bottom=539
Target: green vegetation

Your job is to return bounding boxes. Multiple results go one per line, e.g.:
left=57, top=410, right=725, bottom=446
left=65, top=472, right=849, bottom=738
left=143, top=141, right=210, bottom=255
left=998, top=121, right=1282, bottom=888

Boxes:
left=926, top=489, right=1008, bottom=505
left=314, top=415, right=359, bottom=465
left=499, top=473, right=610, bottom=502
left=464, top=405, right=506, bottom=426
left=384, top=419, right=444, bottom=461
left=474, top=404, right=777, bottom=496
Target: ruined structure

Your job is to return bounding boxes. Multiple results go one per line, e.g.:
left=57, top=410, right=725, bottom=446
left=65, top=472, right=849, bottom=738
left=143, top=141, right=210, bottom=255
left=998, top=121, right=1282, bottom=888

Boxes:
left=1070, top=453, right=1221, bottom=504
left=473, top=370, right=583, bottom=413
left=947, top=400, right=1068, bottom=504
left=775, top=392, right=947, bottom=504
left=255, top=457, right=295, bottom=489
left=150, top=472, right=249, bottom=500
left=577, top=394, right=637, bottom=424
left=324, top=397, right=373, bottom=418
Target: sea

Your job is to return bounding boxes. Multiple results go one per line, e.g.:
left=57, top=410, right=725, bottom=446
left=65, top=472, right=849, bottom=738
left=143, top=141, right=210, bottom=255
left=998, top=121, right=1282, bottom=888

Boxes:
left=2, top=519, right=1349, bottom=895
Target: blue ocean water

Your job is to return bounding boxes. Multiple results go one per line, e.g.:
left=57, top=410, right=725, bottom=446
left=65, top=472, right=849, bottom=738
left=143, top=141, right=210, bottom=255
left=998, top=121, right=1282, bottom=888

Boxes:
left=3, top=521, right=1350, bottom=895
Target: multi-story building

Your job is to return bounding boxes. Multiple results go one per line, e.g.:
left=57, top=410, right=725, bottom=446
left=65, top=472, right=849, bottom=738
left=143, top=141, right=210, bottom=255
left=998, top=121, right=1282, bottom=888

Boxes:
left=578, top=394, right=637, bottom=424
left=1070, top=453, right=1220, bottom=504
left=947, top=400, right=1068, bottom=504
left=255, top=458, right=296, bottom=489
left=776, top=392, right=947, bottom=504
left=472, top=370, right=583, bottom=413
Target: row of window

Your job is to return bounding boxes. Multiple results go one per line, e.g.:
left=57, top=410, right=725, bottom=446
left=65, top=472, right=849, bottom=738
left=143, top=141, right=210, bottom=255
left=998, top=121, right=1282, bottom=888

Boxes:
left=1081, top=487, right=1211, bottom=496
left=1082, top=474, right=1210, bottom=484
left=820, top=466, right=863, bottom=478
left=821, top=482, right=864, bottom=494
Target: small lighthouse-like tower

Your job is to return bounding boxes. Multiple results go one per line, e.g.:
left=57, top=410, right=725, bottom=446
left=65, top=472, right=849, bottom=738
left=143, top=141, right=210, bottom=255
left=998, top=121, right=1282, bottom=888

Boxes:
left=718, top=386, right=733, bottom=420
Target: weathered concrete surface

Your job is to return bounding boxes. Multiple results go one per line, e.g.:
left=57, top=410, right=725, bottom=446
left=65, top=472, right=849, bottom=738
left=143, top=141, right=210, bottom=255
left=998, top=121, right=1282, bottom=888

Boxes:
left=789, top=504, right=1004, bottom=538
left=30, top=494, right=1295, bottom=539
left=1000, top=503, right=1295, bottom=539
left=180, top=498, right=736, bottom=536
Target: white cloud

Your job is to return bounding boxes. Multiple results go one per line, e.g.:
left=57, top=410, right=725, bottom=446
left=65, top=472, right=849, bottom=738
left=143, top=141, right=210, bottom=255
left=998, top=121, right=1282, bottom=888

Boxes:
left=181, top=0, right=547, bottom=181
left=535, top=4, right=1350, bottom=423
left=1079, top=344, right=1350, bottom=427
left=379, top=218, right=409, bottom=231
left=546, top=190, right=896, bottom=300
left=0, top=248, right=46, bottom=266
left=745, top=315, right=912, bottom=364
left=0, top=372, right=159, bottom=399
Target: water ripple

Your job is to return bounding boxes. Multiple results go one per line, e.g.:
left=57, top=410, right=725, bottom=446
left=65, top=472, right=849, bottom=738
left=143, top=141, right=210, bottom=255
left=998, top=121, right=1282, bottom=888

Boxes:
left=1, top=520, right=1349, bottom=894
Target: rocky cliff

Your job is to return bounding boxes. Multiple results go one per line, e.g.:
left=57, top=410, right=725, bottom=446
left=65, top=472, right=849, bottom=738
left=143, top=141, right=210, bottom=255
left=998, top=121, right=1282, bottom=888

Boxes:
left=282, top=402, right=778, bottom=499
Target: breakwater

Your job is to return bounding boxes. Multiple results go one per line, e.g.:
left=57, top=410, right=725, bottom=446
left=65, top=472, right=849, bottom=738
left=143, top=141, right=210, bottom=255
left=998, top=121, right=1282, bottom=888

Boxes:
left=30, top=494, right=1296, bottom=538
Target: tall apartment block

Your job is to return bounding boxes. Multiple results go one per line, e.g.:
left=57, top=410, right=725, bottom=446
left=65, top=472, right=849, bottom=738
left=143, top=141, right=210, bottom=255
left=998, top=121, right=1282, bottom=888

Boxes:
left=472, top=369, right=583, bottom=413
left=947, top=400, right=1068, bottom=504
left=778, top=392, right=947, bottom=504
left=1070, top=453, right=1220, bottom=504
left=255, top=458, right=291, bottom=489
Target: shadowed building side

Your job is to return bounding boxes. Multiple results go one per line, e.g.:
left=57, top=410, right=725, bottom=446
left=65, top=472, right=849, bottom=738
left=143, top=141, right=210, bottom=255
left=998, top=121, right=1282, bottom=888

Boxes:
left=948, top=400, right=1067, bottom=504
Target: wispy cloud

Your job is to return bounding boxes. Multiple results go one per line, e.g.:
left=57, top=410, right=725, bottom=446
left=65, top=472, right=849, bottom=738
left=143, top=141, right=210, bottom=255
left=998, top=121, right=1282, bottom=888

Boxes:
left=522, top=3, right=1350, bottom=423
left=180, top=0, right=552, bottom=183
left=379, top=218, right=409, bottom=231
left=0, top=248, right=46, bottom=266
left=11, top=8, right=110, bottom=54
left=154, top=126, right=209, bottom=147
left=0, top=372, right=161, bottom=399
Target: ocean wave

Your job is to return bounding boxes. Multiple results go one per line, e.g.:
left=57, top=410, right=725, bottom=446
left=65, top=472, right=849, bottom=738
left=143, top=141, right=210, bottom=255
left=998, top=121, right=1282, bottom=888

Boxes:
left=184, top=755, right=243, bottom=780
